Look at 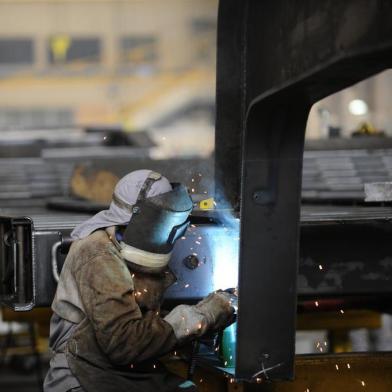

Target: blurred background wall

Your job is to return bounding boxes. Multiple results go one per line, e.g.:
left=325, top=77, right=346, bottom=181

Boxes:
left=0, top=0, right=390, bottom=145
left=0, top=0, right=217, bottom=137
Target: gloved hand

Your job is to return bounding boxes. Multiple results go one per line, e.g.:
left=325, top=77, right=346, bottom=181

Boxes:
left=223, top=288, right=238, bottom=313
left=195, top=291, right=236, bottom=331
left=163, top=291, right=236, bottom=341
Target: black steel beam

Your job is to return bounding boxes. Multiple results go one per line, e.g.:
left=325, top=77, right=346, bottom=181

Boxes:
left=215, top=0, right=392, bottom=380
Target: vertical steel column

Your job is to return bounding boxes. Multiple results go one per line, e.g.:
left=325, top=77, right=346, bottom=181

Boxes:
left=237, top=93, right=310, bottom=380
left=214, top=1, right=246, bottom=210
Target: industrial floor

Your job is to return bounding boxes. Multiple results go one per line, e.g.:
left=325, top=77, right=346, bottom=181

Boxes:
left=2, top=353, right=392, bottom=391
left=0, top=359, right=48, bottom=392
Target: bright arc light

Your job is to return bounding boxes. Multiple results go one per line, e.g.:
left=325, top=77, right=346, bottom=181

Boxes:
left=348, top=99, right=368, bottom=116
left=209, top=220, right=239, bottom=291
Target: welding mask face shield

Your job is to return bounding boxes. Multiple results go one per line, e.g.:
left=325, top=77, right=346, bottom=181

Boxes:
left=120, top=183, right=193, bottom=269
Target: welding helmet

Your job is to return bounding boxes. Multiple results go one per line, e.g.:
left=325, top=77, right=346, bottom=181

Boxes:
left=113, top=171, right=193, bottom=269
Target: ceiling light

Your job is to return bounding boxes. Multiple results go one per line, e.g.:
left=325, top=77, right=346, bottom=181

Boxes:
left=348, top=99, right=368, bottom=116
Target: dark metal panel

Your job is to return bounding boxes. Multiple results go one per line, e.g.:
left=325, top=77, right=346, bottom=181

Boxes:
left=299, top=220, right=392, bottom=296
left=216, top=0, right=392, bottom=381
left=33, top=230, right=62, bottom=307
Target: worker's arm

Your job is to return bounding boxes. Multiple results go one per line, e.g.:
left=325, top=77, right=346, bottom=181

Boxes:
left=74, top=252, right=177, bottom=365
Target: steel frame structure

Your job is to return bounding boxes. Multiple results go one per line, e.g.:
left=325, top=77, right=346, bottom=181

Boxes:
left=215, top=0, right=392, bottom=380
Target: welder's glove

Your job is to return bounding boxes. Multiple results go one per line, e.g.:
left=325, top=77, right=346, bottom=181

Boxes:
left=164, top=291, right=235, bottom=341
left=195, top=291, right=236, bottom=329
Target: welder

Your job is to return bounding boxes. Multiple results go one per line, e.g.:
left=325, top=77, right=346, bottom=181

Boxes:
left=44, top=169, right=236, bottom=392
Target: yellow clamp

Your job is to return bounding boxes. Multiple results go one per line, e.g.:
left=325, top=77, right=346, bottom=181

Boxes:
left=199, top=197, right=214, bottom=210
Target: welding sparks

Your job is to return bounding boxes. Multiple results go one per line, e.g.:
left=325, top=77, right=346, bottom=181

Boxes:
left=256, top=378, right=262, bottom=384
left=143, top=288, right=148, bottom=293
left=195, top=241, right=201, bottom=245
left=340, top=309, right=345, bottom=314
left=335, top=364, right=339, bottom=370
left=318, top=264, right=323, bottom=270
left=185, top=284, right=190, bottom=288
left=199, top=378, right=203, bottom=383
left=361, top=381, right=366, bottom=387
left=191, top=188, right=195, bottom=193
left=347, top=363, right=351, bottom=369
left=315, top=301, right=319, bottom=307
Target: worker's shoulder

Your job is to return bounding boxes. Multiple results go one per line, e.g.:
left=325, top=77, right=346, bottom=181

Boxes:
left=69, top=229, right=113, bottom=264
left=85, top=229, right=110, bottom=245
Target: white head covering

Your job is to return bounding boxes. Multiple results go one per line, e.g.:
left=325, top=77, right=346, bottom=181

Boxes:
left=71, top=169, right=172, bottom=240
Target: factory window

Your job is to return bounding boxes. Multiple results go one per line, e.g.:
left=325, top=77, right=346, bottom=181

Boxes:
left=191, top=17, right=216, bottom=33
left=191, top=17, right=216, bottom=63
left=0, top=38, right=34, bottom=65
left=119, top=35, right=158, bottom=70
left=48, top=36, right=101, bottom=65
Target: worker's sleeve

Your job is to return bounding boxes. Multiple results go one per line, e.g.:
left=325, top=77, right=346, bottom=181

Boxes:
left=74, top=252, right=178, bottom=366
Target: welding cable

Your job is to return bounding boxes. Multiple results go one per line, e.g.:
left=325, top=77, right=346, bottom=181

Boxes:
left=187, top=339, right=200, bottom=381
